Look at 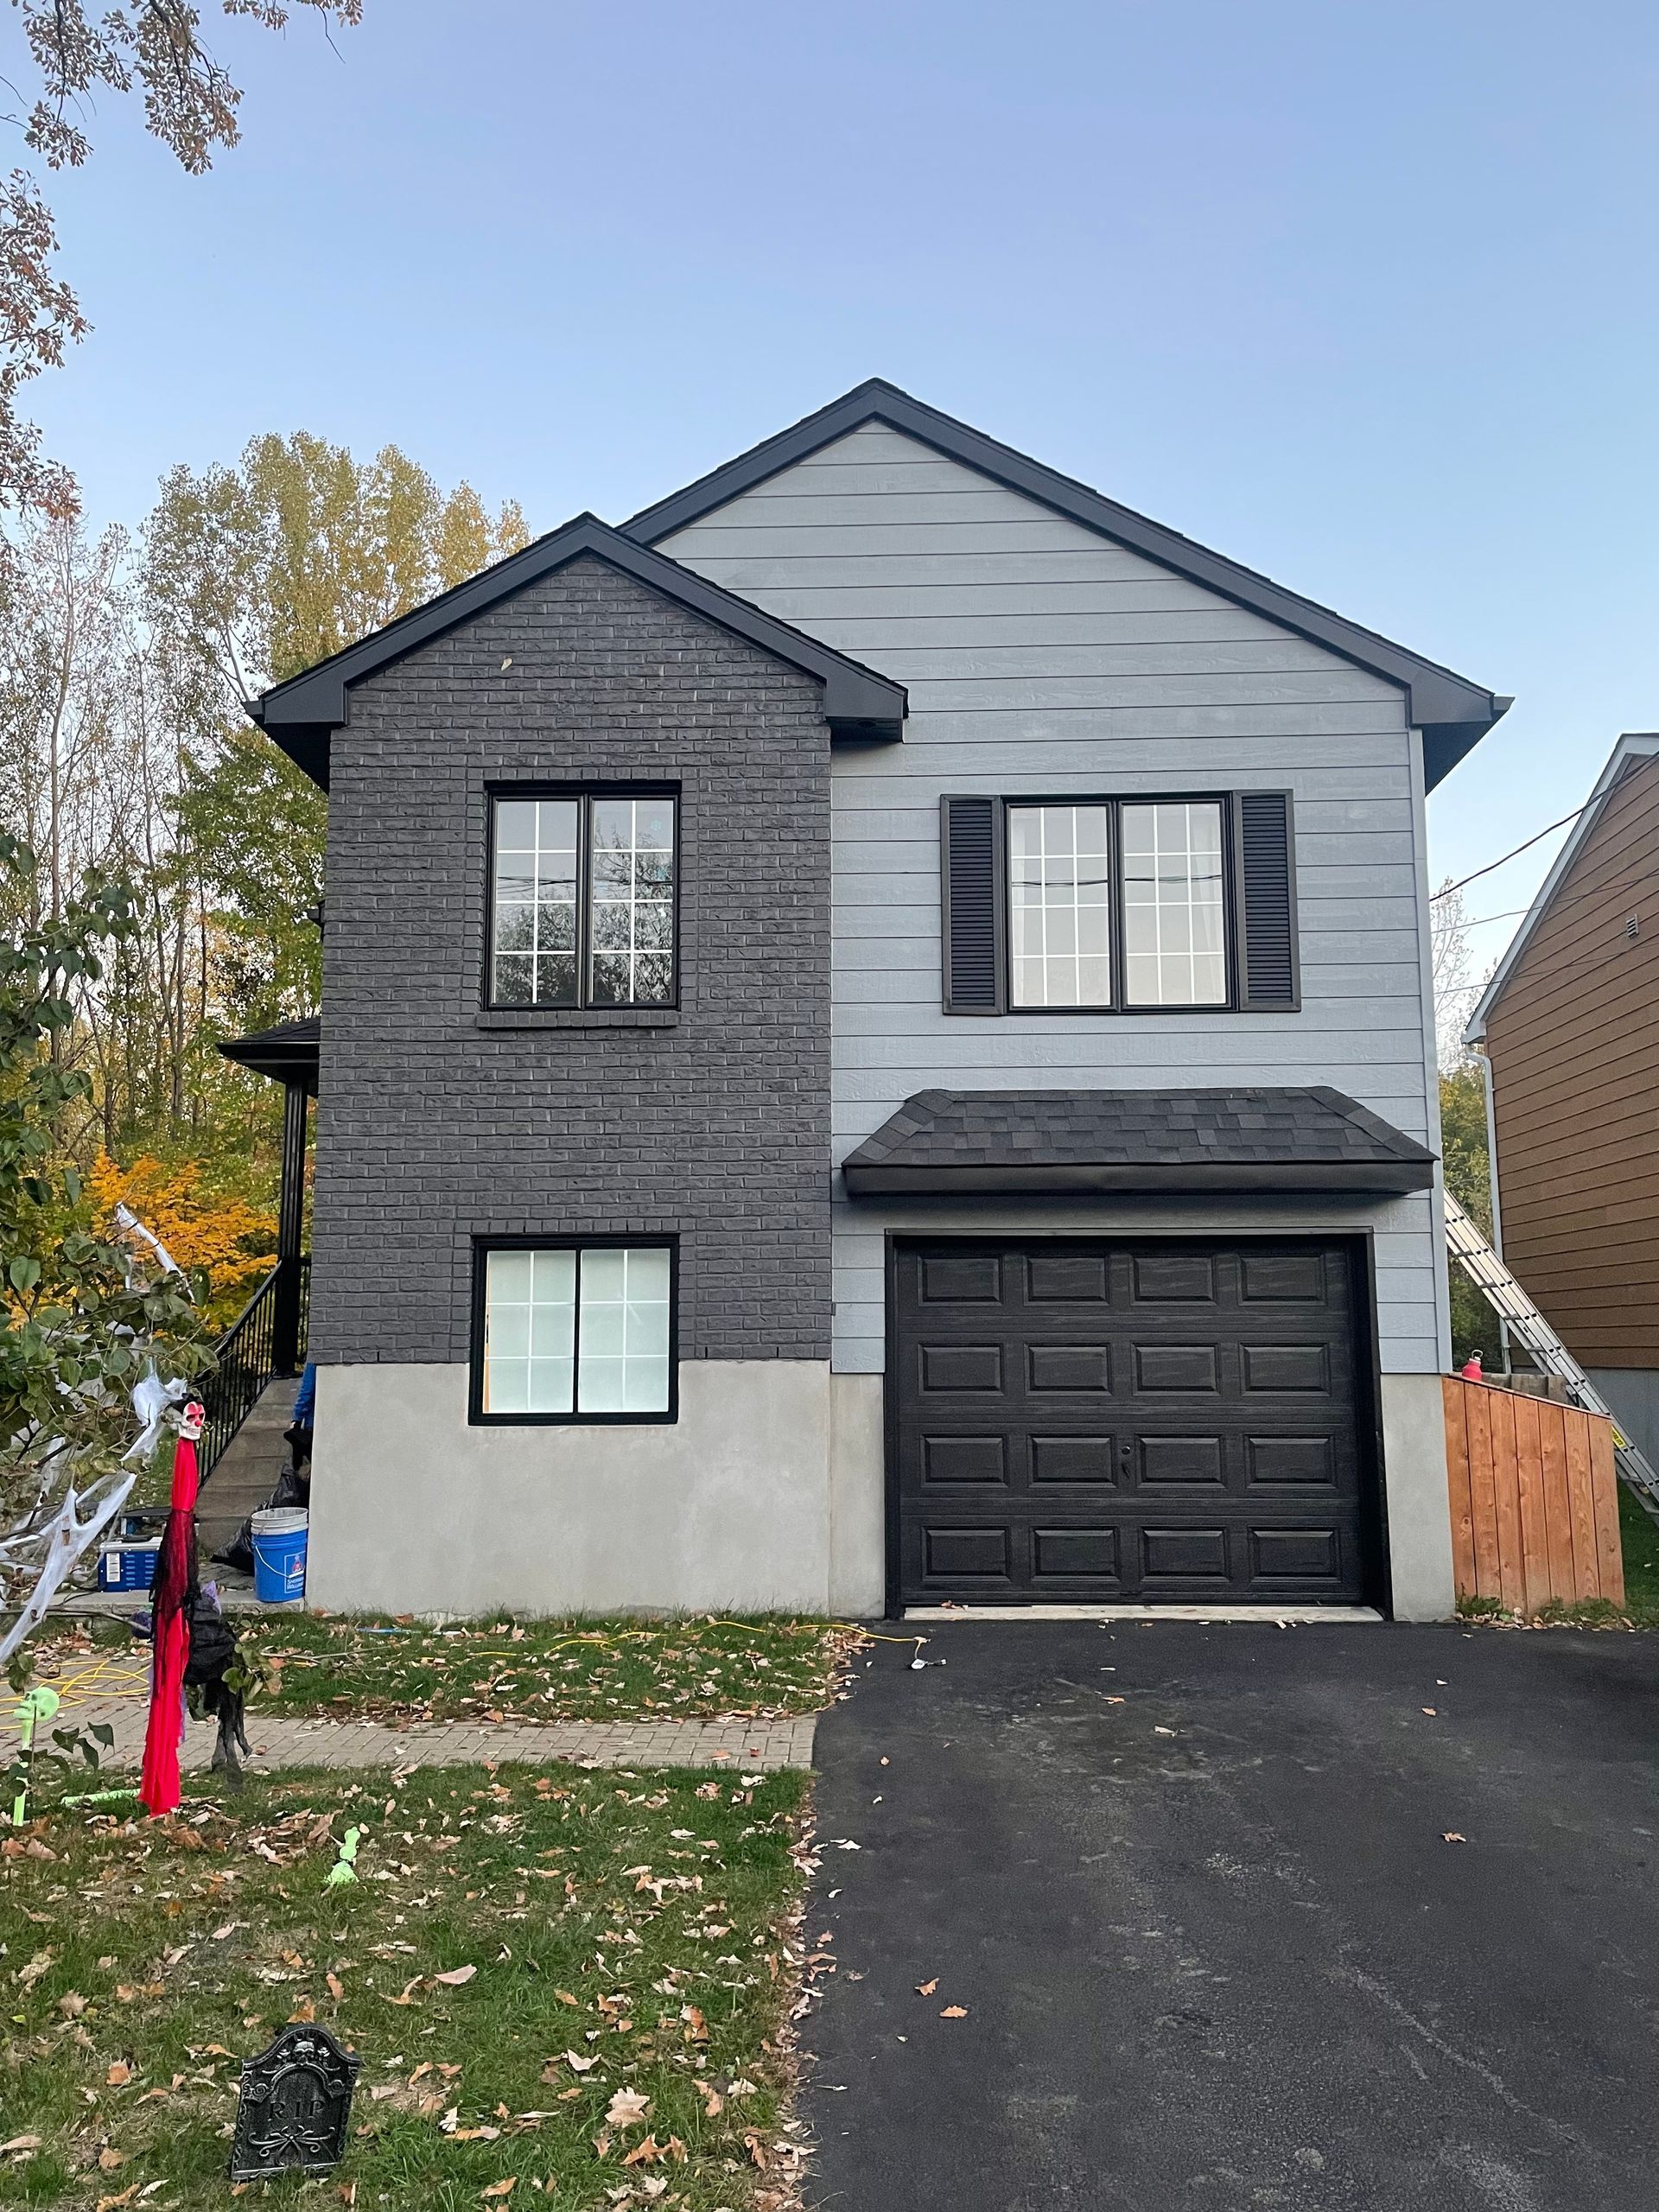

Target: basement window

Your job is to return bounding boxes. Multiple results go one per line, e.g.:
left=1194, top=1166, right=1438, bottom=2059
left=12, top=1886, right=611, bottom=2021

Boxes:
left=472, top=1240, right=677, bottom=1424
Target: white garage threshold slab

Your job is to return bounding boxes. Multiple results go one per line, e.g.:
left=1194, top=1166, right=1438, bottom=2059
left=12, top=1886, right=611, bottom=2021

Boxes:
left=904, top=1604, right=1383, bottom=1623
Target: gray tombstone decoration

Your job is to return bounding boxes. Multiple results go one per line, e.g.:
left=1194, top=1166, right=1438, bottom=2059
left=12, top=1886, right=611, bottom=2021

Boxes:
left=230, top=2024, right=361, bottom=2181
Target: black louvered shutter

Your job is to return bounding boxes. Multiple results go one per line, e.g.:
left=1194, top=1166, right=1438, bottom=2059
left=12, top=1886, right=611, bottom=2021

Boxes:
left=941, top=797, right=1001, bottom=1014
left=1235, top=791, right=1300, bottom=1010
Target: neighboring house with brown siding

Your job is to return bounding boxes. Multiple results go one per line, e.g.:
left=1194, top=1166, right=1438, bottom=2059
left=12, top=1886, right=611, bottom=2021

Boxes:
left=1466, top=732, right=1659, bottom=1461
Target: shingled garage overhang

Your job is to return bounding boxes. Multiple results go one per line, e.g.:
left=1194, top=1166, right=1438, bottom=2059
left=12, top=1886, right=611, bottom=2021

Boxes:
left=841, top=1087, right=1437, bottom=1198
left=247, top=512, right=907, bottom=791
left=623, top=378, right=1509, bottom=791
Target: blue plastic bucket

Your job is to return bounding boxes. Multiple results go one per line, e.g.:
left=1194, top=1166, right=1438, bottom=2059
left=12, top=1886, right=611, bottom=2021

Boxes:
left=251, top=1508, right=308, bottom=1602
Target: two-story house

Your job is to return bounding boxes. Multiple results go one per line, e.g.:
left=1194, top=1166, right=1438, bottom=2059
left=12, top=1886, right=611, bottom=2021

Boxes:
left=238, top=382, right=1507, bottom=1621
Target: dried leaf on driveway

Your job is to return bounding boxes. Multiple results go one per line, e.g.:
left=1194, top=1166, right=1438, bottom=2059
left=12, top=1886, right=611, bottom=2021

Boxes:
left=915, top=1978, right=938, bottom=1996
left=1442, top=1831, right=1468, bottom=1844
left=940, top=2005, right=969, bottom=2018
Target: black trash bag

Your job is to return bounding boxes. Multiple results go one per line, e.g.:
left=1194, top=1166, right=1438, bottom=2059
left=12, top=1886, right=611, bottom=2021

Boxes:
left=211, top=1455, right=310, bottom=1574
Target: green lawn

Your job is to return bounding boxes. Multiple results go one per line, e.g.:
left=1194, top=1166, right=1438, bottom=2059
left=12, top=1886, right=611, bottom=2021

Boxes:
left=0, top=1762, right=811, bottom=2209
left=41, top=1614, right=856, bottom=1726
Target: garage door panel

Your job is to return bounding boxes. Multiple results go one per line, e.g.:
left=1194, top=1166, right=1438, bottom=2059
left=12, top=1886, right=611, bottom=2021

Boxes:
left=921, top=1434, right=1009, bottom=1485
left=1250, top=1526, right=1344, bottom=1582
left=918, top=1343, right=1005, bottom=1393
left=1139, top=1435, right=1225, bottom=1488
left=1134, top=1344, right=1221, bottom=1394
left=1027, top=1252, right=1110, bottom=1302
left=923, top=1525, right=1010, bottom=1580
left=1027, top=1344, right=1112, bottom=1393
left=1030, top=1434, right=1117, bottom=1484
left=895, top=1237, right=1373, bottom=1605
left=1131, top=1251, right=1219, bottom=1304
left=1032, top=1527, right=1119, bottom=1580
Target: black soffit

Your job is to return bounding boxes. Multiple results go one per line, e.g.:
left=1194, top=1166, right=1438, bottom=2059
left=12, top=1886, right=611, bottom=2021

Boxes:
left=248, top=514, right=908, bottom=791
left=219, top=1015, right=320, bottom=1095
left=623, top=378, right=1509, bottom=791
left=841, top=1086, right=1437, bottom=1198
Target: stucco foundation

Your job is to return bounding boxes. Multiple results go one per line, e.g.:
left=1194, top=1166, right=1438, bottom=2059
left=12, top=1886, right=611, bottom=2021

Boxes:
left=307, top=1358, right=869, bottom=1617
left=1378, top=1370, right=1457, bottom=1619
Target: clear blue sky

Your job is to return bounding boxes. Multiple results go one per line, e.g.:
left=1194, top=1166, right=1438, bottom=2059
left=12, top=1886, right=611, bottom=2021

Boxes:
left=30, top=0, right=1658, bottom=964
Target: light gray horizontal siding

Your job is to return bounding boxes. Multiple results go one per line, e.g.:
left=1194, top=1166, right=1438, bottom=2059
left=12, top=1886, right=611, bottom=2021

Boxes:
left=659, top=421, right=1443, bottom=1376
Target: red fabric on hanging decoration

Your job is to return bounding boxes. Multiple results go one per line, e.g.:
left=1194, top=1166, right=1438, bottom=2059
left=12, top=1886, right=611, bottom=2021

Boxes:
left=139, top=1402, right=204, bottom=1819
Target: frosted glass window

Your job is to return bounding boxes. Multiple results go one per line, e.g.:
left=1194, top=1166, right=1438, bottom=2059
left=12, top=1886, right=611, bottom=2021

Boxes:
left=480, top=1243, right=672, bottom=1419
left=1122, top=802, right=1227, bottom=1007
left=1009, top=804, right=1112, bottom=1007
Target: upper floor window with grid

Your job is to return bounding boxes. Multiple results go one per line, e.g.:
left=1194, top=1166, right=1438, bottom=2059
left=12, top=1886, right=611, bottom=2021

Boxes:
left=1007, top=797, right=1229, bottom=1010
left=489, top=791, right=677, bottom=1008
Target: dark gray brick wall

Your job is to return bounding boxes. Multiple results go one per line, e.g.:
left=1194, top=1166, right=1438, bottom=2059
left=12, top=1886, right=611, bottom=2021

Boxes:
left=311, top=551, right=831, bottom=1366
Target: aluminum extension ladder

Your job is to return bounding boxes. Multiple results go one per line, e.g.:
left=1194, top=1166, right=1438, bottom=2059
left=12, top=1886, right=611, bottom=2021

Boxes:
left=1443, top=1188, right=1659, bottom=1503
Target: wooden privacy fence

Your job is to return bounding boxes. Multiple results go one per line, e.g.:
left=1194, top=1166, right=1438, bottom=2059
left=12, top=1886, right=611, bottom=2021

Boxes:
left=1444, top=1375, right=1624, bottom=1611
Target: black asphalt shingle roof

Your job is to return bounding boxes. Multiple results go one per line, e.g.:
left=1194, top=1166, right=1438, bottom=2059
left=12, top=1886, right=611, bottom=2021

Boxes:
left=219, top=1015, right=321, bottom=1094
left=841, top=1086, right=1436, bottom=1196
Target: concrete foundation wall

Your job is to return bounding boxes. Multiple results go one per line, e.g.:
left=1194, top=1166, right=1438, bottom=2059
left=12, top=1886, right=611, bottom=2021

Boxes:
left=308, top=1358, right=883, bottom=1618
left=1378, top=1370, right=1456, bottom=1620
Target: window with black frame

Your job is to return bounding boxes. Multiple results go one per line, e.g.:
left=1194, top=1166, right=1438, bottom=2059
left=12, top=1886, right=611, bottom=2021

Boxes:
left=474, top=1241, right=676, bottom=1422
left=488, top=791, right=677, bottom=1009
left=1007, top=798, right=1228, bottom=1009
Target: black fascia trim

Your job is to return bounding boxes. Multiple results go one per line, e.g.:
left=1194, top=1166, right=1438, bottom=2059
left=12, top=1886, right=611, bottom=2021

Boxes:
left=248, top=513, right=906, bottom=791
left=842, top=1160, right=1436, bottom=1198
left=620, top=378, right=1508, bottom=789
left=467, top=1233, right=681, bottom=1427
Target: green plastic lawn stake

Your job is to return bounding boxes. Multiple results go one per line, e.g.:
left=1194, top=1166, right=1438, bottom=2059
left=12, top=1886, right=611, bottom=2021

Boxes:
left=10, top=1684, right=60, bottom=1826
left=324, top=1826, right=363, bottom=1887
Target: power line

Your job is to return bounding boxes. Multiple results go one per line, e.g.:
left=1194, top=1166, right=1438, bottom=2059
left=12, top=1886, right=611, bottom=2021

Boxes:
left=1430, top=804, right=1588, bottom=901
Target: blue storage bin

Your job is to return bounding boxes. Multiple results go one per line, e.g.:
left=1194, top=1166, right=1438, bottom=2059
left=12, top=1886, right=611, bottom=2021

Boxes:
left=98, top=1540, right=160, bottom=1592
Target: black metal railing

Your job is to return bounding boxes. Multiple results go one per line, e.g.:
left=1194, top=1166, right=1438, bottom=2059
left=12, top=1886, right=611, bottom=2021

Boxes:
left=198, top=1254, right=310, bottom=1483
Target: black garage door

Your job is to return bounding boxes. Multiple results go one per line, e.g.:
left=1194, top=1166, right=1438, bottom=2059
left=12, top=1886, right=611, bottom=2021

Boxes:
left=893, top=1238, right=1375, bottom=1605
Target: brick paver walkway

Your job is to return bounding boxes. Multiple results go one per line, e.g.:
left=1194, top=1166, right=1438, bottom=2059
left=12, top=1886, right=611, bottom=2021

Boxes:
left=9, top=1694, right=817, bottom=1773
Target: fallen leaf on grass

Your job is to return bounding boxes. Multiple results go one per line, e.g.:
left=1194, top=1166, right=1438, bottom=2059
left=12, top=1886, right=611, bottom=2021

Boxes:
left=382, top=1977, right=424, bottom=2006
left=480, top=2183, right=516, bottom=2200
left=105, top=2062, right=131, bottom=2087
left=940, top=2005, right=969, bottom=2018
left=563, top=2050, right=599, bottom=2073
left=434, top=1965, right=478, bottom=1986
left=2, top=2137, right=43, bottom=2155
left=99, top=2148, right=127, bottom=2172
left=58, top=1991, right=88, bottom=2017
left=915, top=1978, right=938, bottom=1996
left=622, top=2134, right=670, bottom=2167
left=289, top=1997, right=317, bottom=2023
left=327, top=1973, right=346, bottom=2001
left=679, top=2004, right=708, bottom=2042
left=95, top=2189, right=140, bottom=2210
left=606, top=2089, right=651, bottom=2129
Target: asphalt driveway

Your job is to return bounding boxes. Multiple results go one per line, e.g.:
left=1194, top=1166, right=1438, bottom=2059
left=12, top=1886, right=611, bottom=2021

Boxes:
left=802, top=1621, right=1659, bottom=2211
